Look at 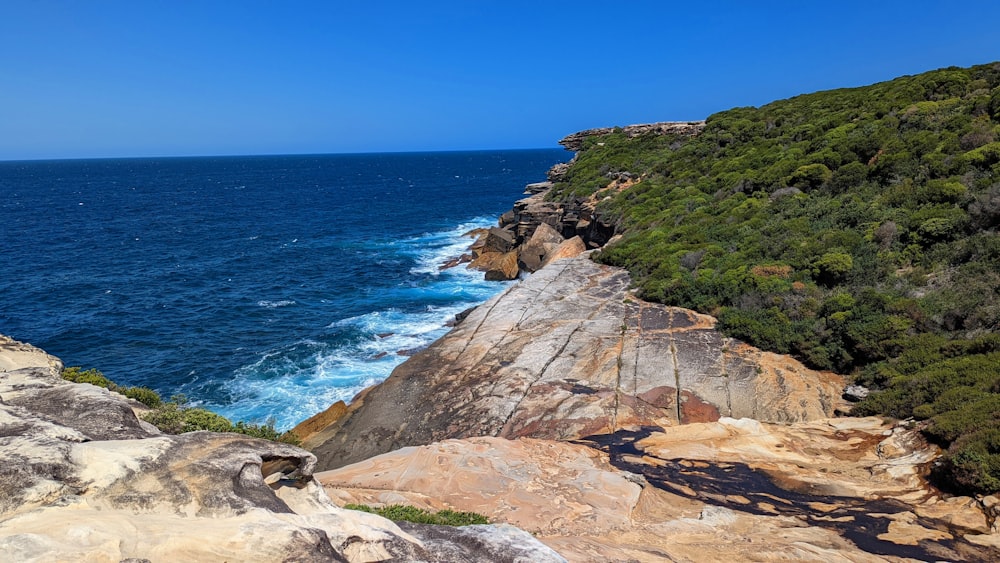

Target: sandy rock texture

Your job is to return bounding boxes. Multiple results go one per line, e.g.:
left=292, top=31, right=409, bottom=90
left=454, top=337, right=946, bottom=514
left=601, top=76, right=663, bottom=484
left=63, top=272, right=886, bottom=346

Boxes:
left=318, top=420, right=1000, bottom=562
left=0, top=335, right=564, bottom=562
left=309, top=254, right=846, bottom=470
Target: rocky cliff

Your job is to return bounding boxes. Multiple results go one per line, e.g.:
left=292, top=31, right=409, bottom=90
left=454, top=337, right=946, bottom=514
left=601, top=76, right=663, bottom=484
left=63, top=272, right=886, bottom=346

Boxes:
left=304, top=245, right=1000, bottom=560
left=0, top=335, right=564, bottom=562
left=466, top=121, right=706, bottom=281
left=308, top=254, right=847, bottom=470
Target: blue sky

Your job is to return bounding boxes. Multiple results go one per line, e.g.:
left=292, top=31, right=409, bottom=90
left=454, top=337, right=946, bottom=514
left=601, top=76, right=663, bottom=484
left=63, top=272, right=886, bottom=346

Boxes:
left=2, top=1, right=999, bottom=160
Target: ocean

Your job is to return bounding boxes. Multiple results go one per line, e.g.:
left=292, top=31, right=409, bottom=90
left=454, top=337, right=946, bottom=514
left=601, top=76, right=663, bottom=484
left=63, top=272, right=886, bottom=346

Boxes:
left=0, top=149, right=566, bottom=429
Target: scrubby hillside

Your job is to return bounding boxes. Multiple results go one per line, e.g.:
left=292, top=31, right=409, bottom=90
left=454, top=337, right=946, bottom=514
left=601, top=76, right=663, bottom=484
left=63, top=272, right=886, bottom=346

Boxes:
left=550, top=63, right=1000, bottom=494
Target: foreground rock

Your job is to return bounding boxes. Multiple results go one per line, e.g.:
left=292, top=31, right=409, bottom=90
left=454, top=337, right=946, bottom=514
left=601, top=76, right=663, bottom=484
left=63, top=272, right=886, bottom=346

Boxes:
left=318, top=420, right=1000, bottom=562
left=0, top=335, right=563, bottom=562
left=309, top=254, right=846, bottom=470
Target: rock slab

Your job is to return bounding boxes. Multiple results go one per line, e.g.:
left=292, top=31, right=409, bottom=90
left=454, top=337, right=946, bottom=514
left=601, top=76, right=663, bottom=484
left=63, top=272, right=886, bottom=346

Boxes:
left=310, top=254, right=846, bottom=470
left=318, top=422, right=1000, bottom=562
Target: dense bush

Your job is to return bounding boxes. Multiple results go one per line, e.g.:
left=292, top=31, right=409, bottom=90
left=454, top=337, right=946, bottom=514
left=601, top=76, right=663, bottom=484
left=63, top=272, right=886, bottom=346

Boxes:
left=62, top=366, right=161, bottom=407
left=343, top=504, right=489, bottom=526
left=60, top=367, right=300, bottom=445
left=549, top=62, right=1000, bottom=494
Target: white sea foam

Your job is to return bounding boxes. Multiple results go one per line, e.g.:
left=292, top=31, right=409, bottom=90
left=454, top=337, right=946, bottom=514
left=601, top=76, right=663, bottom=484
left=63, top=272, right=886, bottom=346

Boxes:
left=404, top=216, right=494, bottom=276
left=209, top=309, right=459, bottom=429
left=257, top=300, right=297, bottom=308
left=208, top=217, right=513, bottom=430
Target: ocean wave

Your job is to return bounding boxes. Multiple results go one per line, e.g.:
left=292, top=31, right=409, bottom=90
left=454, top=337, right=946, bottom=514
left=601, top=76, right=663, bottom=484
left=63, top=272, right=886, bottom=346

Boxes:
left=205, top=218, right=512, bottom=430
left=205, top=306, right=458, bottom=429
left=403, top=216, right=495, bottom=276
left=257, top=300, right=296, bottom=308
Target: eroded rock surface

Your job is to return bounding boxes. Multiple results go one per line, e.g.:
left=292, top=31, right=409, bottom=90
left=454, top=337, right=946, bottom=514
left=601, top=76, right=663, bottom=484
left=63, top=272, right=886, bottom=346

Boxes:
left=318, top=421, right=1000, bottom=562
left=0, top=336, right=563, bottom=562
left=310, top=254, right=846, bottom=470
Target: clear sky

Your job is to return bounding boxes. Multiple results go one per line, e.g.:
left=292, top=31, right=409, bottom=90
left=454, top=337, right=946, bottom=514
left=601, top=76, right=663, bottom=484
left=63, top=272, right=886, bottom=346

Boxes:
left=2, top=1, right=999, bottom=160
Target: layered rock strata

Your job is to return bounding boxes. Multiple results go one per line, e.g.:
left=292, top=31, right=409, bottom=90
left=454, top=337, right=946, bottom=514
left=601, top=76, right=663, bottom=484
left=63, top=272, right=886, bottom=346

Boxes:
left=0, top=335, right=564, bottom=562
left=309, top=254, right=846, bottom=470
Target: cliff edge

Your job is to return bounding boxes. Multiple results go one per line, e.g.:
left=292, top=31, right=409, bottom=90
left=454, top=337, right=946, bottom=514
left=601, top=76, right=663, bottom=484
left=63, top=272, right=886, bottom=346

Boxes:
left=0, top=335, right=564, bottom=562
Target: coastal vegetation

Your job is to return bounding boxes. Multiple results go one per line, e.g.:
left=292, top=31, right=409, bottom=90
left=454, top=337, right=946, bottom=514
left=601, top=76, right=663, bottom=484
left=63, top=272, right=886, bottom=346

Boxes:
left=61, top=367, right=300, bottom=444
left=550, top=63, right=1000, bottom=494
left=343, top=504, right=489, bottom=526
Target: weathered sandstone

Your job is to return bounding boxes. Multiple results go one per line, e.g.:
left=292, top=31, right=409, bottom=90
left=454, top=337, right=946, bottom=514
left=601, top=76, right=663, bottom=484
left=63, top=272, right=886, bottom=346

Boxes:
left=293, top=399, right=348, bottom=444
left=0, top=335, right=564, bottom=562
left=318, top=421, right=1000, bottom=562
left=310, top=253, right=847, bottom=470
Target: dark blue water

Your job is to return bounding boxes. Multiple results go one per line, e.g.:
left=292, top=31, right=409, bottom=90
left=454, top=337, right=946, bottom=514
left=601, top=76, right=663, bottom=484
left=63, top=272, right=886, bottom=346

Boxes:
left=0, top=150, right=565, bottom=428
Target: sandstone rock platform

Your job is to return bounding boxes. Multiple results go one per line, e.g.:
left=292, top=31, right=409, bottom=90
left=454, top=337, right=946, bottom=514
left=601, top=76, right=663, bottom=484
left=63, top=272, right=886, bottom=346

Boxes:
left=318, top=420, right=1000, bottom=562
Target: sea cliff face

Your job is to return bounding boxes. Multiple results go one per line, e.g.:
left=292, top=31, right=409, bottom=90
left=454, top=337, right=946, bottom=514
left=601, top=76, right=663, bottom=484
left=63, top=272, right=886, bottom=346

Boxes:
left=8, top=115, right=1000, bottom=561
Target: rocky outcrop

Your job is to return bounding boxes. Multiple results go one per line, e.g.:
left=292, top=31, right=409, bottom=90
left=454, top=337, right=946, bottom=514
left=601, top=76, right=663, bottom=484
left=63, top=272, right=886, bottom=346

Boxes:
left=518, top=222, right=565, bottom=272
left=558, top=120, right=707, bottom=151
left=465, top=177, right=609, bottom=280
left=293, top=399, right=348, bottom=444
left=0, top=336, right=564, bottom=562
left=309, top=254, right=846, bottom=470
left=317, top=420, right=1000, bottom=562
left=466, top=119, right=693, bottom=281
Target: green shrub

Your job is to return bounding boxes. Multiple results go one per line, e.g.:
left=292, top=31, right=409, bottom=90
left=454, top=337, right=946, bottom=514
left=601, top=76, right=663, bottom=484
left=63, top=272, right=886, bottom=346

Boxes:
left=812, top=252, right=853, bottom=284
left=787, top=163, right=832, bottom=190
left=122, top=386, right=162, bottom=407
left=62, top=367, right=161, bottom=407
left=61, top=366, right=298, bottom=445
left=934, top=429, right=1000, bottom=494
left=61, top=366, right=115, bottom=388
left=557, top=62, right=1000, bottom=495
left=343, top=504, right=489, bottom=526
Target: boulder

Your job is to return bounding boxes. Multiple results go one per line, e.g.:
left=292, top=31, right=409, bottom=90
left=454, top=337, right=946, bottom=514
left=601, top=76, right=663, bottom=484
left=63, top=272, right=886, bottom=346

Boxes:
left=481, top=226, right=516, bottom=253
left=518, top=222, right=565, bottom=272
left=469, top=250, right=519, bottom=281
left=843, top=384, right=870, bottom=402
left=541, top=236, right=586, bottom=268
left=513, top=195, right=564, bottom=241
left=546, top=162, right=570, bottom=181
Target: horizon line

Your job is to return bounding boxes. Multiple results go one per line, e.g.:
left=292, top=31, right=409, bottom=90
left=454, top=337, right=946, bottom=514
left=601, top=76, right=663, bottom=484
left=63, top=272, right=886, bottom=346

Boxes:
left=0, top=145, right=569, bottom=164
